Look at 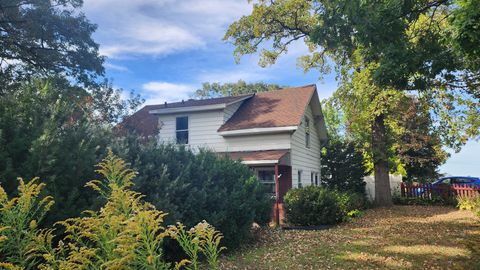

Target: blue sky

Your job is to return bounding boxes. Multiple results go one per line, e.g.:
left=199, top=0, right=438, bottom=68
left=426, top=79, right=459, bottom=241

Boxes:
left=82, top=0, right=479, bottom=177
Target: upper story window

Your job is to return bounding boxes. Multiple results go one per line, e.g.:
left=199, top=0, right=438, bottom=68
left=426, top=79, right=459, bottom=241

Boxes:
left=305, top=117, right=311, bottom=148
left=176, top=116, right=189, bottom=144
left=298, top=170, right=303, bottom=188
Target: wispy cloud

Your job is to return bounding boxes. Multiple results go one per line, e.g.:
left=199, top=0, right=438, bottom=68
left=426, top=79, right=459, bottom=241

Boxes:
left=141, top=81, right=197, bottom=105
left=83, top=0, right=250, bottom=58
left=104, top=63, right=129, bottom=72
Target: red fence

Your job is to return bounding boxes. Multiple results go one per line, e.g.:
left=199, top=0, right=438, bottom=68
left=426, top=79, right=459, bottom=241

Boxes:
left=400, top=183, right=480, bottom=199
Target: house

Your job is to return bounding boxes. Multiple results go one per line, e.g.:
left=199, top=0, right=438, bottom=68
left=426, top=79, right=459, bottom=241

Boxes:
left=122, top=84, right=328, bottom=222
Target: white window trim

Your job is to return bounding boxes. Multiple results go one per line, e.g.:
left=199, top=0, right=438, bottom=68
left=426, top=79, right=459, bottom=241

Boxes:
left=175, top=116, right=189, bottom=145
left=298, top=170, right=303, bottom=188
left=305, top=117, right=311, bottom=148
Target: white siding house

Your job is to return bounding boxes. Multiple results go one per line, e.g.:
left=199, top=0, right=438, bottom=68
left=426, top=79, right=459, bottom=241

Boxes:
left=291, top=103, right=324, bottom=188
left=122, top=85, right=328, bottom=223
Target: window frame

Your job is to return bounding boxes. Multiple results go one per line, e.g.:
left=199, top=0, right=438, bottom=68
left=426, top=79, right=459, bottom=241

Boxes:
left=305, top=117, right=311, bottom=148
left=256, top=168, right=276, bottom=195
left=175, top=116, right=189, bottom=145
left=453, top=178, right=473, bottom=184
left=298, top=170, right=303, bottom=188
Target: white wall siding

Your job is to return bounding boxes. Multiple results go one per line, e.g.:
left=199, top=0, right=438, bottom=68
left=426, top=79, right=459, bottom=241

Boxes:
left=290, top=103, right=322, bottom=188
left=364, top=175, right=403, bottom=201
left=158, top=109, right=291, bottom=152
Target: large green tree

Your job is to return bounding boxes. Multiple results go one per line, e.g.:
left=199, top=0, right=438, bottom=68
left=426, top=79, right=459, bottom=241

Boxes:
left=0, top=0, right=104, bottom=89
left=193, top=80, right=283, bottom=98
left=225, top=0, right=480, bottom=205
left=0, top=78, right=113, bottom=223
left=396, top=98, right=449, bottom=182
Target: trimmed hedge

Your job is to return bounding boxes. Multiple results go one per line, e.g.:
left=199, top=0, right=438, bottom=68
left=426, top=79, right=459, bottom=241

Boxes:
left=284, top=186, right=367, bottom=226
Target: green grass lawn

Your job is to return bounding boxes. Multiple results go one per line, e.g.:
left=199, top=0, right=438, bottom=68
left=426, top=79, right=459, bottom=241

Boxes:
left=221, top=206, right=480, bottom=269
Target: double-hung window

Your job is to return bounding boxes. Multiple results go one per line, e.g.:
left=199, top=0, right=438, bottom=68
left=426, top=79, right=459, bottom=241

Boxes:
left=305, top=117, right=311, bottom=148
left=176, top=116, right=189, bottom=144
left=257, top=169, right=276, bottom=195
left=298, top=170, right=303, bottom=188
left=311, top=172, right=314, bottom=186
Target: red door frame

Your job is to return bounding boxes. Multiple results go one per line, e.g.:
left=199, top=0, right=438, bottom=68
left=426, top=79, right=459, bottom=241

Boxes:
left=274, top=164, right=280, bottom=225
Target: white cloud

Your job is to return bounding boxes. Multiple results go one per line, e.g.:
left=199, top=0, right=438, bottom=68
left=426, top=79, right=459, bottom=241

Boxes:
left=104, top=63, right=129, bottom=72
left=141, top=81, right=197, bottom=105
left=82, top=0, right=251, bottom=58
left=197, top=68, right=273, bottom=84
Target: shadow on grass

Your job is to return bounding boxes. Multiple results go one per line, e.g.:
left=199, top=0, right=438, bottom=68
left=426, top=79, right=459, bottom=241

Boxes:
left=336, top=211, right=480, bottom=269
left=220, top=206, right=480, bottom=270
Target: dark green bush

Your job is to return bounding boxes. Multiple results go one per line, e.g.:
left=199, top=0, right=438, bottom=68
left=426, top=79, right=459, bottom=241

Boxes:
left=284, top=186, right=368, bottom=226
left=321, top=140, right=369, bottom=195
left=284, top=186, right=343, bottom=226
left=334, top=191, right=368, bottom=217
left=113, top=138, right=272, bottom=249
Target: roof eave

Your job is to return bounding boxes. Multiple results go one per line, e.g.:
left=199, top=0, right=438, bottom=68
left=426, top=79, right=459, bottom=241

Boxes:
left=218, top=126, right=298, bottom=137
left=148, top=94, right=254, bottom=115
left=241, top=160, right=279, bottom=165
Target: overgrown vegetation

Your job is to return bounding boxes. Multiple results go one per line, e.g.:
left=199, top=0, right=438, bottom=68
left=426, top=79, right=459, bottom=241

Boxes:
left=457, top=196, right=480, bottom=217
left=113, top=138, right=272, bottom=249
left=283, top=186, right=367, bottom=226
left=0, top=152, right=225, bottom=269
left=320, top=140, right=369, bottom=195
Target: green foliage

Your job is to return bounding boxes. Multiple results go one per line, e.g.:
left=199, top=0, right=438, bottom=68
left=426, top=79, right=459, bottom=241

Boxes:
left=396, top=99, right=449, bottom=182
left=0, top=79, right=114, bottom=224
left=334, top=191, right=368, bottom=217
left=113, top=138, right=272, bottom=249
left=457, top=196, right=480, bottom=217
left=167, top=222, right=226, bottom=270
left=0, top=151, right=226, bottom=270
left=0, top=77, right=142, bottom=225
left=284, top=186, right=340, bottom=226
left=193, top=80, right=283, bottom=98
left=0, top=178, right=53, bottom=269
left=451, top=0, right=480, bottom=76
left=0, top=0, right=104, bottom=88
left=226, top=0, right=480, bottom=148
left=225, top=0, right=480, bottom=205
left=321, top=139, right=369, bottom=195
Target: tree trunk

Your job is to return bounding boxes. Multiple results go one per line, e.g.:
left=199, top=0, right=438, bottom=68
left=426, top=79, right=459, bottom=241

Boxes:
left=372, top=114, right=393, bottom=206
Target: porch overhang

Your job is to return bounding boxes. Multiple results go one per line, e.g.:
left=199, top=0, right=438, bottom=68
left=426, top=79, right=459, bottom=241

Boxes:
left=219, top=149, right=290, bottom=166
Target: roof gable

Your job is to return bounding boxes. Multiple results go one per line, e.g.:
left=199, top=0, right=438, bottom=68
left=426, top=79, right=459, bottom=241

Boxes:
left=218, top=85, right=316, bottom=132
left=118, top=84, right=325, bottom=139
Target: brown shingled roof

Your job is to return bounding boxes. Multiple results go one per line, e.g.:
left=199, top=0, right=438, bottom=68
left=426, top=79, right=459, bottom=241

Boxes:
left=218, top=85, right=315, bottom=132
left=119, top=84, right=316, bottom=136
left=150, top=95, right=251, bottom=110
left=117, top=104, right=163, bottom=137
left=220, top=149, right=290, bottom=162
left=119, top=95, right=252, bottom=136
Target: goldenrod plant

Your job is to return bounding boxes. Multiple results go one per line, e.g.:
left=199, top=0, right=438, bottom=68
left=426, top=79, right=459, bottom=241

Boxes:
left=0, top=151, right=225, bottom=270
left=167, top=221, right=226, bottom=270
left=0, top=178, right=53, bottom=269
left=457, top=196, right=480, bottom=217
